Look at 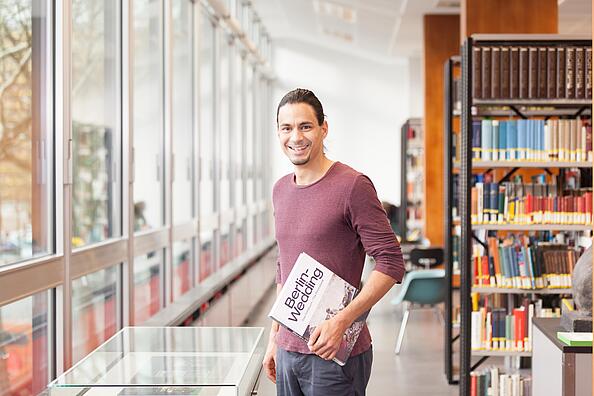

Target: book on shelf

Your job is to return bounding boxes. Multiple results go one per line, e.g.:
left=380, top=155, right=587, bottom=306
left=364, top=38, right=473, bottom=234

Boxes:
left=472, top=235, right=580, bottom=290
left=268, top=252, right=368, bottom=366
left=471, top=118, right=593, bottom=163
left=471, top=294, right=561, bottom=353
left=557, top=331, right=593, bottom=346
left=472, top=44, right=592, bottom=100
left=470, top=367, right=532, bottom=396
left=470, top=174, right=593, bottom=226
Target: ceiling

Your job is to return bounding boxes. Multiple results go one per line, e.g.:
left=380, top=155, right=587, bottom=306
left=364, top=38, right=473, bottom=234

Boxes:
left=251, top=0, right=592, bottom=63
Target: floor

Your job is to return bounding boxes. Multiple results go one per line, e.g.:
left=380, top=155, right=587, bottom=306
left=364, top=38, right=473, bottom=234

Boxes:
left=248, top=276, right=460, bottom=396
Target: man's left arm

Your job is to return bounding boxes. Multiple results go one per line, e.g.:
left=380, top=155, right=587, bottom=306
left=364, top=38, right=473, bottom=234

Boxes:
left=308, top=270, right=396, bottom=359
left=309, top=175, right=405, bottom=360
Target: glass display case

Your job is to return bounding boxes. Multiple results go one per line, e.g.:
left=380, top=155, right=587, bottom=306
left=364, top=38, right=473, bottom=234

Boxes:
left=46, top=327, right=265, bottom=395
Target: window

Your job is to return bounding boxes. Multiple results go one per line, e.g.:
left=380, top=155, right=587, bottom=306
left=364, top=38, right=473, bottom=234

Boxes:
left=134, top=250, right=163, bottom=324
left=219, top=35, right=232, bottom=266
left=172, top=240, right=191, bottom=299
left=71, top=0, right=121, bottom=248
left=199, top=232, right=215, bottom=281
left=72, top=266, right=119, bottom=364
left=0, top=291, right=50, bottom=395
left=172, top=0, right=194, bottom=225
left=133, top=0, right=164, bottom=232
left=199, top=10, right=215, bottom=220
left=0, top=2, right=52, bottom=265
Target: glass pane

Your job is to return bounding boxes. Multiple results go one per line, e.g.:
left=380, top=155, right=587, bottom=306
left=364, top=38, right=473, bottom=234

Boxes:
left=134, top=250, right=163, bottom=324
left=72, top=266, right=119, bottom=364
left=71, top=0, right=121, bottom=248
left=234, top=219, right=246, bottom=257
left=219, top=35, right=231, bottom=214
left=172, top=0, right=194, bottom=225
left=173, top=240, right=191, bottom=300
left=219, top=224, right=231, bottom=267
left=0, top=291, right=49, bottom=395
left=199, top=232, right=214, bottom=281
left=0, top=2, right=52, bottom=265
left=245, top=66, right=254, bottom=211
left=50, top=327, right=265, bottom=390
left=199, top=12, right=215, bottom=218
left=133, top=0, right=164, bottom=231
left=233, top=49, right=244, bottom=210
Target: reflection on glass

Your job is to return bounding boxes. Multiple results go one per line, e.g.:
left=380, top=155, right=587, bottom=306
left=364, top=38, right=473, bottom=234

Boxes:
left=134, top=250, right=162, bottom=324
left=172, top=0, right=193, bottom=225
left=219, top=224, right=230, bottom=267
left=173, top=240, right=191, bottom=300
left=133, top=0, right=163, bottom=230
left=245, top=66, right=254, bottom=210
left=233, top=49, right=244, bottom=211
left=71, top=0, right=120, bottom=248
left=0, top=2, right=52, bottom=265
left=199, top=11, right=215, bottom=218
left=219, top=34, right=231, bottom=214
left=72, top=266, right=119, bottom=364
left=0, top=291, right=49, bottom=395
left=199, top=234, right=214, bottom=281
left=234, top=221, right=246, bottom=258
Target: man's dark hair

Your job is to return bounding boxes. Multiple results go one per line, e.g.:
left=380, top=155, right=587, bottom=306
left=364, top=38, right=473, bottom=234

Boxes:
left=276, top=88, right=325, bottom=126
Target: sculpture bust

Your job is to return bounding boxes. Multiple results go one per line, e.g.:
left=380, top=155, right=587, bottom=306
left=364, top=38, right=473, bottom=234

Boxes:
left=572, top=245, right=592, bottom=315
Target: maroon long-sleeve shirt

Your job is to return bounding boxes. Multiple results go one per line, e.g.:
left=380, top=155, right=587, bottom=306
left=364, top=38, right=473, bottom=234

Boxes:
left=273, top=161, right=405, bottom=356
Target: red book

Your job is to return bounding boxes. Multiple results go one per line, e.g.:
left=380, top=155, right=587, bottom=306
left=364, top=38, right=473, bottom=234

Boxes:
left=471, top=373, right=477, bottom=396
left=585, top=192, right=592, bottom=223
left=481, top=256, right=490, bottom=285
left=513, top=308, right=524, bottom=350
left=474, top=256, right=480, bottom=286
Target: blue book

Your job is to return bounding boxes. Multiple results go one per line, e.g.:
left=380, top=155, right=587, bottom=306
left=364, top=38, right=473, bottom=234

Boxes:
left=499, top=121, right=508, bottom=160
left=482, top=120, right=492, bottom=161
left=491, top=120, right=499, bottom=161
left=472, top=121, right=482, bottom=160
left=508, top=121, right=517, bottom=160
left=527, top=120, right=533, bottom=160
left=539, top=120, right=545, bottom=160
left=517, top=120, right=527, bottom=160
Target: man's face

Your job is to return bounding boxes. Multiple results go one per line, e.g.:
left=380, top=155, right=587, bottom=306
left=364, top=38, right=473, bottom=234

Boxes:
left=277, top=102, right=327, bottom=166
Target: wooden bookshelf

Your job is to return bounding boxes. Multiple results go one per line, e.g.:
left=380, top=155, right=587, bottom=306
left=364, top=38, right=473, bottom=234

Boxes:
left=456, top=35, right=593, bottom=394
left=471, top=224, right=592, bottom=231
left=472, top=287, right=572, bottom=295
left=454, top=160, right=593, bottom=169
left=471, top=350, right=532, bottom=357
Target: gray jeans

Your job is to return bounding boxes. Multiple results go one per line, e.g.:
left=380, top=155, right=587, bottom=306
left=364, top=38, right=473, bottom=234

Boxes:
left=276, top=347, right=373, bottom=396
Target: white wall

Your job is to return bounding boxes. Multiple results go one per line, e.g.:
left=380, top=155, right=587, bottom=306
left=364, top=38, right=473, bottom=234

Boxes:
left=269, top=39, right=420, bottom=207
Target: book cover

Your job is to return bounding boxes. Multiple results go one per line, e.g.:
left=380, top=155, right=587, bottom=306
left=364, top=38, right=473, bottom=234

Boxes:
left=557, top=332, right=593, bottom=347
left=268, top=252, right=367, bottom=366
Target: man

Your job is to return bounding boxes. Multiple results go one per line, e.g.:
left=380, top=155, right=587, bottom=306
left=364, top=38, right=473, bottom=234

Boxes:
left=262, top=88, right=405, bottom=395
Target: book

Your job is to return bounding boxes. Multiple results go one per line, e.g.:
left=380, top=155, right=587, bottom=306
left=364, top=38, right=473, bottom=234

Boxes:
left=473, top=118, right=593, bottom=164
left=557, top=331, right=593, bottom=346
left=471, top=368, right=531, bottom=396
left=268, top=252, right=367, bottom=366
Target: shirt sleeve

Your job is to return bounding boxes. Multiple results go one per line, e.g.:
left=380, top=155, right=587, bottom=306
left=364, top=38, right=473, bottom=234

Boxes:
left=275, top=256, right=282, bottom=284
left=346, top=175, right=405, bottom=283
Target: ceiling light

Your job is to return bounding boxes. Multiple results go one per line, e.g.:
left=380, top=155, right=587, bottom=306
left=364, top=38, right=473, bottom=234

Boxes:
left=313, top=0, right=357, bottom=23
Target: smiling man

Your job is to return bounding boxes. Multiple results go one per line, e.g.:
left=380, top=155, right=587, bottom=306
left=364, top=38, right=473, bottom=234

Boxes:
left=262, top=88, right=405, bottom=396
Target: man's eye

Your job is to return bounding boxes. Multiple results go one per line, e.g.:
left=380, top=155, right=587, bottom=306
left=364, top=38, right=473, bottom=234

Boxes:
left=301, top=125, right=311, bottom=130
left=281, top=127, right=291, bottom=133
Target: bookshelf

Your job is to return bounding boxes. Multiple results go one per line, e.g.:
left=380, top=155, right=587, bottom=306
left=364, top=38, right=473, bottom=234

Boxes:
left=400, top=118, right=424, bottom=242
left=471, top=287, right=571, bottom=295
left=458, top=34, right=593, bottom=396
left=444, top=55, right=461, bottom=385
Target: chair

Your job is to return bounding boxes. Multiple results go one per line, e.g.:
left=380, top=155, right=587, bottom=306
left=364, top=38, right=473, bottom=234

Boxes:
left=391, top=269, right=447, bottom=354
left=409, top=247, right=444, bottom=270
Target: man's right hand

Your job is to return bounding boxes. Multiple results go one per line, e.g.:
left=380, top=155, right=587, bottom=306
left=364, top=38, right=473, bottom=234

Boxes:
left=262, top=339, right=277, bottom=383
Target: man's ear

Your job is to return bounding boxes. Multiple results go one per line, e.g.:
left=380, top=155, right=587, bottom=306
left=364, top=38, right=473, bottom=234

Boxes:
left=322, top=120, right=328, bottom=138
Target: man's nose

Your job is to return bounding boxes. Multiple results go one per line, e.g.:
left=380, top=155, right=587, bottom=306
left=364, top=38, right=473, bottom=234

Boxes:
left=289, top=127, right=303, bottom=141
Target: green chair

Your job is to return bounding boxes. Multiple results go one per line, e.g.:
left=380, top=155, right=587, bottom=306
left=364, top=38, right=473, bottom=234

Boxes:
left=391, top=269, right=446, bottom=354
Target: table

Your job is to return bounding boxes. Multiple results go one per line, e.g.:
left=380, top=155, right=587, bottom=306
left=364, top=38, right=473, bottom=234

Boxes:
left=46, top=327, right=266, bottom=396
left=532, top=318, right=592, bottom=396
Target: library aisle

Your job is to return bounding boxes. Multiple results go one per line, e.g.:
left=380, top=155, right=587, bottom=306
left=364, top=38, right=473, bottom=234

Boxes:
left=251, top=274, right=459, bottom=396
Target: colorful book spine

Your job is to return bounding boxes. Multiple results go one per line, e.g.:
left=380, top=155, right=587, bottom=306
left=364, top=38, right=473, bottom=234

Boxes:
left=472, top=118, right=592, bottom=163
left=472, top=238, right=578, bottom=290
left=470, top=180, right=592, bottom=226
